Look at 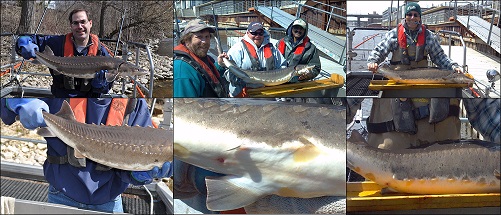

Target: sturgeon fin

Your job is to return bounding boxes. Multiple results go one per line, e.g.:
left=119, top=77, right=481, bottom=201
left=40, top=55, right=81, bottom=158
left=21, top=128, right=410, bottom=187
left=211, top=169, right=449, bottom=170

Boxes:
left=495, top=169, right=500, bottom=180
left=205, top=176, right=267, bottom=211
left=105, top=71, right=119, bottom=82
left=56, top=100, right=77, bottom=121
left=348, top=130, right=367, bottom=145
left=43, top=46, right=55, bottom=56
left=37, top=127, right=55, bottom=137
left=381, top=187, right=399, bottom=194
left=74, top=149, right=85, bottom=159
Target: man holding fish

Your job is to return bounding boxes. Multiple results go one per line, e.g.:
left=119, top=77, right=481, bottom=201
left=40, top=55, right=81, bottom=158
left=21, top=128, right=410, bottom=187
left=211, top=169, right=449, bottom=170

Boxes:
left=16, top=9, right=113, bottom=97
left=1, top=98, right=172, bottom=213
left=219, top=22, right=287, bottom=97
left=366, top=2, right=462, bottom=74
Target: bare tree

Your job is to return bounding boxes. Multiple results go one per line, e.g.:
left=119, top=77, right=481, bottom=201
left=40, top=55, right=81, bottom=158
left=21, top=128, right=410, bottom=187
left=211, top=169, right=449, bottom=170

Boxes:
left=16, top=0, right=34, bottom=34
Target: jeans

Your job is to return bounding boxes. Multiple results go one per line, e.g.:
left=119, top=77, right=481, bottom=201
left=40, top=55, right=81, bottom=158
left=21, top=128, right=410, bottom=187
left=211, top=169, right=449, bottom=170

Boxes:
left=47, top=185, right=124, bottom=213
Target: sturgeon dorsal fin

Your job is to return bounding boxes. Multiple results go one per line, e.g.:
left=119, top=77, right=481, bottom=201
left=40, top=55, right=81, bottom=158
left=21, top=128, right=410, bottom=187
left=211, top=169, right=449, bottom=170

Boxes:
left=55, top=100, right=77, bottom=121
left=348, top=130, right=367, bottom=145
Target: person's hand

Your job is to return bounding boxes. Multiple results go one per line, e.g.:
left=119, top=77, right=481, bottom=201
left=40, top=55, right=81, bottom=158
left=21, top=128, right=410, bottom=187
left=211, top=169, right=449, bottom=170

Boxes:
left=217, top=52, right=229, bottom=67
left=131, top=162, right=172, bottom=184
left=91, top=70, right=109, bottom=89
left=6, top=99, right=49, bottom=130
left=17, top=36, right=39, bottom=60
left=453, top=66, right=462, bottom=73
left=367, top=62, right=378, bottom=73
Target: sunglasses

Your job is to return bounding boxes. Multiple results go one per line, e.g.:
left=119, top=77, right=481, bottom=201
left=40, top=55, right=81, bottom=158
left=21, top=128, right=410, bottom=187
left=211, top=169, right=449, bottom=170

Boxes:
left=249, top=31, right=264, bottom=36
left=406, top=12, right=420, bottom=18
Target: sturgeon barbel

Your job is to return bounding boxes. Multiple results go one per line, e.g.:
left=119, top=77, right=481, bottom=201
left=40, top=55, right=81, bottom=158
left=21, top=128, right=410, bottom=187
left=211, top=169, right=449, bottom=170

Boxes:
left=378, top=64, right=475, bottom=85
left=174, top=98, right=346, bottom=211
left=37, top=100, right=172, bottom=171
left=347, top=130, right=500, bottom=194
left=215, top=37, right=314, bottom=86
left=35, top=46, right=148, bottom=82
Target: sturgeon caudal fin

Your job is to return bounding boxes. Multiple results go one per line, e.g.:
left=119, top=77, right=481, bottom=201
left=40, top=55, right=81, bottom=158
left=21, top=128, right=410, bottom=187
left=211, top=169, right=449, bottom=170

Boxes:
left=206, top=176, right=267, bottom=211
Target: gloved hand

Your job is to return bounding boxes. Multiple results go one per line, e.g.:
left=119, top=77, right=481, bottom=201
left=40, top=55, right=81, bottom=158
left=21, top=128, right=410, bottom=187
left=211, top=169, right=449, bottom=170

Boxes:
left=91, top=70, right=109, bottom=88
left=131, top=162, right=172, bottom=184
left=17, top=36, right=39, bottom=60
left=6, top=99, right=49, bottom=130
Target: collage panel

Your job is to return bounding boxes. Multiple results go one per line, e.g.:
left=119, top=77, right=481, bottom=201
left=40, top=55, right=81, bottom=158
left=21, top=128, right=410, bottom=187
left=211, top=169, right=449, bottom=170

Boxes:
left=173, top=0, right=347, bottom=98
left=345, top=0, right=500, bottom=214
left=1, top=1, right=175, bottom=214
left=172, top=98, right=347, bottom=214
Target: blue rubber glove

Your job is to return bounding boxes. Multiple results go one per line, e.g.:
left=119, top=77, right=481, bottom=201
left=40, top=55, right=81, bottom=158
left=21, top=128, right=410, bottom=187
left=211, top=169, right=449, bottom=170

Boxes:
left=91, top=70, right=109, bottom=88
left=131, top=162, right=172, bottom=184
left=5, top=99, right=49, bottom=130
left=289, top=76, right=300, bottom=83
left=17, top=36, right=39, bottom=60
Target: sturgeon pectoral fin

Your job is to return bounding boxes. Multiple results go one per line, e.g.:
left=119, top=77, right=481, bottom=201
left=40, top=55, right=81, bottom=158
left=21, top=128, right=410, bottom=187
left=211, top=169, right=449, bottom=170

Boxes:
left=495, top=169, right=500, bottom=180
left=74, top=149, right=85, bottom=159
left=36, top=127, right=55, bottom=137
left=205, top=176, right=269, bottom=211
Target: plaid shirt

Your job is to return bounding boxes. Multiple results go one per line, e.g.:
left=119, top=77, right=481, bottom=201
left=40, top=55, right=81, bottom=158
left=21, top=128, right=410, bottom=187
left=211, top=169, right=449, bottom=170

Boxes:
left=463, top=99, right=500, bottom=144
left=368, top=25, right=460, bottom=70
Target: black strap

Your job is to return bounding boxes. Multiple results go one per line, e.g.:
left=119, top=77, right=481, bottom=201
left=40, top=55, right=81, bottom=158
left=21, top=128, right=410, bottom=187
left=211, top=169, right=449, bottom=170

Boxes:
left=366, top=117, right=396, bottom=133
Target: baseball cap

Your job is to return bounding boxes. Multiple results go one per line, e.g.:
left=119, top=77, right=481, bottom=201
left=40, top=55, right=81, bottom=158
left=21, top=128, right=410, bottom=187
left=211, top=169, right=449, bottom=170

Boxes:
left=247, top=22, right=264, bottom=32
left=292, top=19, right=307, bottom=29
left=182, top=19, right=215, bottom=36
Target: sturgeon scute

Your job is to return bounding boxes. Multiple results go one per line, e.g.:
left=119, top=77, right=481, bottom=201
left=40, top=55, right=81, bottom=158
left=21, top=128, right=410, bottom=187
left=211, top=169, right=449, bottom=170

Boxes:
left=347, top=130, right=500, bottom=194
left=174, top=98, right=346, bottom=211
left=35, top=46, right=148, bottom=81
left=215, top=37, right=314, bottom=86
left=37, top=100, right=172, bottom=171
left=378, top=64, right=475, bottom=85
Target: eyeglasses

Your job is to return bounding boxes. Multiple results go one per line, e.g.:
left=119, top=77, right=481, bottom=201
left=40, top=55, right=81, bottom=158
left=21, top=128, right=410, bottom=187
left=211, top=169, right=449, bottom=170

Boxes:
left=406, top=12, right=420, bottom=18
left=249, top=31, right=264, bottom=36
left=71, top=20, right=89, bottom=26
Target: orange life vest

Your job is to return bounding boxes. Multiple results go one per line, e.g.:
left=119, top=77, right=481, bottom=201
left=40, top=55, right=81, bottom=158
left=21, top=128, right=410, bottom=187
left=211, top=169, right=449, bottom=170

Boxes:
left=241, top=40, right=275, bottom=71
left=173, top=44, right=221, bottom=84
left=397, top=23, right=426, bottom=64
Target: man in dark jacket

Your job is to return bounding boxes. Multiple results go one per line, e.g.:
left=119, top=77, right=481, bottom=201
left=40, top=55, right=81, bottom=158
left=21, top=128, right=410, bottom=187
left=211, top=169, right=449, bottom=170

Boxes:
left=276, top=18, right=321, bottom=81
left=16, top=9, right=113, bottom=97
left=1, top=98, right=172, bottom=213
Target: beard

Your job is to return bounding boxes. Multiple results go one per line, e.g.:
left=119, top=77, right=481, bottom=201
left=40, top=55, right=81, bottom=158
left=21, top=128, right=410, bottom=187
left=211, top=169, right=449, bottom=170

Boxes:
left=187, top=42, right=210, bottom=58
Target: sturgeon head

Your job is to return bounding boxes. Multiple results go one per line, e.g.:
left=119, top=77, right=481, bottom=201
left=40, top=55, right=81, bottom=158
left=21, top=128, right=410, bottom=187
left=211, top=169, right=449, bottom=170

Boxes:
left=37, top=100, right=172, bottom=171
left=34, top=46, right=147, bottom=82
left=347, top=130, right=501, bottom=194
left=174, top=98, right=346, bottom=211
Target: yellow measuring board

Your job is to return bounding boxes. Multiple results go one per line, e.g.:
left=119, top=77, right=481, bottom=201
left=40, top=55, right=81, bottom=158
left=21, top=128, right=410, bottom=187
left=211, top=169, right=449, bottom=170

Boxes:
left=347, top=181, right=501, bottom=212
left=247, top=74, right=344, bottom=97
left=368, top=80, right=471, bottom=90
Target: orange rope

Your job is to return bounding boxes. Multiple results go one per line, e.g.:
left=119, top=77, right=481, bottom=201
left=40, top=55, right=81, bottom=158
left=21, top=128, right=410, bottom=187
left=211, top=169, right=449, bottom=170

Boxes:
left=354, top=33, right=380, bottom=49
left=1, top=61, right=24, bottom=76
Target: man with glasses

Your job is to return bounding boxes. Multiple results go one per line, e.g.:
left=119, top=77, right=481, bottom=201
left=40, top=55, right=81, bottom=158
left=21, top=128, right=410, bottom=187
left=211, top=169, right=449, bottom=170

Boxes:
left=367, top=2, right=461, bottom=73
left=16, top=9, right=113, bottom=97
left=276, top=18, right=321, bottom=82
left=219, top=22, right=286, bottom=97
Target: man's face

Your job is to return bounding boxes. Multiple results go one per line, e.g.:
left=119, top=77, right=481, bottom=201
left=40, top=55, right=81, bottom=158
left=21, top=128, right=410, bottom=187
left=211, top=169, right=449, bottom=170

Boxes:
left=292, top=25, right=305, bottom=39
left=405, top=11, right=421, bottom=30
left=70, top=11, right=92, bottom=42
left=186, top=29, right=211, bottom=58
left=247, top=29, right=264, bottom=47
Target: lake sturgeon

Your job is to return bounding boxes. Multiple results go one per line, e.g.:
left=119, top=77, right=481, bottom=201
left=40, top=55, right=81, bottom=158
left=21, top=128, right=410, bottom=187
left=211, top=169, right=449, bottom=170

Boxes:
left=173, top=98, right=346, bottom=211
left=347, top=130, right=500, bottom=194
left=37, top=100, right=172, bottom=171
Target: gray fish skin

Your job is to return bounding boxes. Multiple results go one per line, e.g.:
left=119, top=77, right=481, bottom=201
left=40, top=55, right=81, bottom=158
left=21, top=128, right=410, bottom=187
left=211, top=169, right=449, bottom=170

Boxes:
left=37, top=100, right=172, bottom=171
left=35, top=46, right=148, bottom=81
left=378, top=64, right=474, bottom=84
left=215, top=37, right=314, bottom=86
left=174, top=98, right=346, bottom=211
left=347, top=131, right=500, bottom=194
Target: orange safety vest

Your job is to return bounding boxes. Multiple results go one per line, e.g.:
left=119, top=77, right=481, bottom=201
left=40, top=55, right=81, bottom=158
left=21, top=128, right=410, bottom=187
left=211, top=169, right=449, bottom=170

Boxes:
left=397, top=23, right=426, bottom=63
left=69, top=98, right=129, bottom=126
left=173, top=44, right=221, bottom=84
left=241, top=40, right=275, bottom=71
left=63, top=33, right=114, bottom=57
